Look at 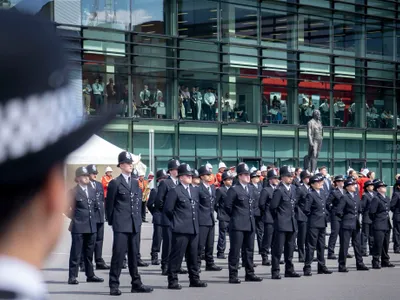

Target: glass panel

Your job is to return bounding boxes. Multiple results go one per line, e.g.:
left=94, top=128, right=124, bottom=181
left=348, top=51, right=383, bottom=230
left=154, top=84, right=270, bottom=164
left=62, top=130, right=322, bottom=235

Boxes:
left=366, top=136, right=394, bottom=160
left=131, top=0, right=166, bottom=34
left=333, top=131, right=364, bottom=159
left=366, top=18, right=394, bottom=59
left=333, top=14, right=359, bottom=53
left=262, top=137, right=294, bottom=159
left=367, top=0, right=396, bottom=19
left=261, top=8, right=292, bottom=45
left=299, top=0, right=329, bottom=8
left=82, top=30, right=129, bottom=116
left=196, top=135, right=218, bottom=156
left=98, top=130, right=129, bottom=150
left=222, top=136, right=237, bottom=157
left=132, top=131, right=175, bottom=156
left=333, top=159, right=347, bottom=176
left=2, top=0, right=54, bottom=18
left=221, top=3, right=258, bottom=42
left=298, top=13, right=330, bottom=49
left=179, top=135, right=196, bottom=156
left=222, top=125, right=259, bottom=157
left=82, top=0, right=130, bottom=30
left=382, top=161, right=394, bottom=186
left=177, top=0, right=218, bottom=39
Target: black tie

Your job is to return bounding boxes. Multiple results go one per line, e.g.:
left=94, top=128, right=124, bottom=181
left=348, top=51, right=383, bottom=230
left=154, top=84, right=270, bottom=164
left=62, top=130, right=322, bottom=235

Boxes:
left=186, top=186, right=191, bottom=198
left=245, top=186, right=249, bottom=194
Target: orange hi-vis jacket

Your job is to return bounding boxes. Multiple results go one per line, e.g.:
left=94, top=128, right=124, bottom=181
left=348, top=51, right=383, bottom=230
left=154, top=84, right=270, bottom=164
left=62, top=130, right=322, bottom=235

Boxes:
left=215, top=171, right=224, bottom=188
left=101, top=175, right=113, bottom=198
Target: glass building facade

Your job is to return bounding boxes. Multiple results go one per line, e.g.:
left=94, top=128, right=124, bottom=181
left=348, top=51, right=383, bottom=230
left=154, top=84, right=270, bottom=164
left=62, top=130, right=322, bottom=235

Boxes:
left=4, top=0, right=400, bottom=183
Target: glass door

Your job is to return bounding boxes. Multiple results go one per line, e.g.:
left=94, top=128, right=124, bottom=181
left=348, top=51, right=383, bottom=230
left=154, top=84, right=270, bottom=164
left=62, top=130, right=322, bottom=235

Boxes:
left=347, top=159, right=367, bottom=174
left=241, top=158, right=261, bottom=170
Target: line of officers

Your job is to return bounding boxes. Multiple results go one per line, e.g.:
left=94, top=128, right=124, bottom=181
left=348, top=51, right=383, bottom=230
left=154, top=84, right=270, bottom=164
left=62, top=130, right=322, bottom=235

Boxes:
left=66, top=151, right=398, bottom=296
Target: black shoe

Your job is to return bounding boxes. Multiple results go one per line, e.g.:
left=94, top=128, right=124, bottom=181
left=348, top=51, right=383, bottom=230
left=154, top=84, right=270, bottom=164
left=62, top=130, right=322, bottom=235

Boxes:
left=361, top=253, right=369, bottom=257
left=253, top=263, right=258, bottom=268
left=372, top=263, right=381, bottom=269
left=346, top=254, right=353, bottom=258
left=151, top=254, right=160, bottom=265
left=96, top=262, right=110, bottom=270
left=313, top=258, right=318, bottom=262
left=168, top=282, right=182, bottom=290
left=394, top=249, right=400, bottom=254
left=142, top=219, right=148, bottom=223
left=338, top=267, right=349, bottom=273
left=137, top=259, right=149, bottom=267
left=68, top=278, right=79, bottom=285
left=229, top=277, right=241, bottom=284
left=299, top=258, right=305, bottom=263
left=189, top=280, right=207, bottom=288
left=294, top=246, right=298, bottom=252
left=79, top=265, right=85, bottom=272
left=131, top=285, right=153, bottom=293
left=382, top=262, right=395, bottom=268
left=279, top=260, right=284, bottom=265
left=266, top=250, right=271, bottom=255
left=327, top=254, right=337, bottom=260
left=317, top=268, right=332, bottom=274
left=179, top=268, right=188, bottom=274
left=200, top=253, right=205, bottom=260
left=161, top=269, right=168, bottom=276
left=271, top=274, right=281, bottom=280
left=122, top=260, right=127, bottom=269
left=356, top=264, right=369, bottom=271
left=217, top=254, right=226, bottom=259
left=245, top=275, right=263, bottom=282
left=86, top=275, right=104, bottom=283
left=303, top=270, right=312, bottom=277
left=262, top=257, right=271, bottom=266
left=205, top=264, right=222, bottom=271
left=110, top=288, right=122, bottom=296
left=284, top=271, right=301, bottom=278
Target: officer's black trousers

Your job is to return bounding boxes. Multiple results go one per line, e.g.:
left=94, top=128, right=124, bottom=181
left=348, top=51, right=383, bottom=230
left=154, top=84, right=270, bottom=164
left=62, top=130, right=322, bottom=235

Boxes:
left=327, top=216, right=341, bottom=255
left=297, top=221, right=307, bottom=261
left=392, top=220, right=400, bottom=251
left=198, top=225, right=215, bottom=266
left=141, top=202, right=147, bottom=221
left=94, top=222, right=105, bottom=262
left=255, top=216, right=264, bottom=254
left=271, top=231, right=295, bottom=275
left=304, top=227, right=326, bottom=270
left=151, top=224, right=163, bottom=255
left=217, top=221, right=229, bottom=255
left=69, top=233, right=96, bottom=279
left=161, top=226, right=172, bottom=269
left=168, top=233, right=200, bottom=283
left=228, top=230, right=255, bottom=278
left=260, top=223, right=274, bottom=257
left=135, top=229, right=142, bottom=260
left=109, top=232, right=142, bottom=289
left=361, top=222, right=374, bottom=254
left=338, top=228, right=363, bottom=269
left=372, top=229, right=390, bottom=265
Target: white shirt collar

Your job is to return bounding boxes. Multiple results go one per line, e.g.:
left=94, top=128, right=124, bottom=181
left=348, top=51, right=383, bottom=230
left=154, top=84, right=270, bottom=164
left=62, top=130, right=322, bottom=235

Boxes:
left=240, top=183, right=248, bottom=190
left=79, top=184, right=87, bottom=191
left=181, top=183, right=190, bottom=190
left=283, top=183, right=291, bottom=191
left=122, top=173, right=130, bottom=182
left=202, top=181, right=210, bottom=188
left=0, top=256, right=47, bottom=299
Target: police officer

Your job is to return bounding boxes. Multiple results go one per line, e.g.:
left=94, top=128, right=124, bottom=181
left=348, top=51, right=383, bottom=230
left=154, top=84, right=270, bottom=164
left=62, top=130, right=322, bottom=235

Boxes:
left=155, top=159, right=187, bottom=275
left=192, top=169, right=201, bottom=187
left=250, top=171, right=264, bottom=260
left=326, top=175, right=345, bottom=260
left=370, top=180, right=395, bottom=269
left=336, top=178, right=369, bottom=272
left=292, top=167, right=302, bottom=188
left=361, top=180, right=375, bottom=256
left=164, top=164, right=207, bottom=289
left=86, top=164, right=109, bottom=270
left=295, top=170, right=311, bottom=263
left=147, top=169, right=168, bottom=265
left=259, top=169, right=279, bottom=266
left=216, top=171, right=233, bottom=259
left=67, top=167, right=104, bottom=285
left=390, top=179, right=400, bottom=253
left=197, top=165, right=222, bottom=271
left=106, top=151, right=153, bottom=296
left=225, top=163, right=263, bottom=284
left=303, top=174, right=332, bottom=276
left=270, top=166, right=301, bottom=280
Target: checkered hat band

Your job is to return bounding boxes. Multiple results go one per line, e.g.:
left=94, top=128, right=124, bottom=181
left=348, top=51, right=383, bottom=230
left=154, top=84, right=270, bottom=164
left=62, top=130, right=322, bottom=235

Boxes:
left=0, top=84, right=82, bottom=164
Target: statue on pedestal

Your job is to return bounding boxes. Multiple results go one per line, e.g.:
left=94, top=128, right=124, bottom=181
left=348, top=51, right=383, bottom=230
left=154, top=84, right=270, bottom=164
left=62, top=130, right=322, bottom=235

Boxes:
left=304, top=110, right=323, bottom=174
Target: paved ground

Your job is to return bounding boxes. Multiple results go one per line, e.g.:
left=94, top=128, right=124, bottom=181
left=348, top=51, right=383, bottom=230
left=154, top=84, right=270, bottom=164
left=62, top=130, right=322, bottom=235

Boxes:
left=44, top=215, right=400, bottom=300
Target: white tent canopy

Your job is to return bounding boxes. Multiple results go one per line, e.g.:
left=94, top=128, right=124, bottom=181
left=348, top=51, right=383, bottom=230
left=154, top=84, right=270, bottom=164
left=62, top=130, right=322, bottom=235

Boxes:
left=67, top=135, right=140, bottom=165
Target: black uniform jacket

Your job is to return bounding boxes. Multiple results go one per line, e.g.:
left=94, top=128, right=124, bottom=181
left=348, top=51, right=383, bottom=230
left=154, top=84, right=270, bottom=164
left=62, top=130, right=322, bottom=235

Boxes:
left=225, top=184, right=256, bottom=232
left=327, top=188, right=344, bottom=218
left=295, top=183, right=309, bottom=222
left=216, top=185, right=230, bottom=222
left=361, top=191, right=375, bottom=224
left=390, top=189, right=400, bottom=222
left=68, top=185, right=97, bottom=234
left=155, top=177, right=176, bottom=226
left=304, top=189, right=327, bottom=229
left=163, top=183, right=199, bottom=235
left=252, top=183, right=262, bottom=217
left=369, top=193, right=392, bottom=231
left=336, top=191, right=361, bottom=230
left=259, top=184, right=274, bottom=224
left=105, top=174, right=142, bottom=233
left=92, top=180, right=105, bottom=223
left=198, top=183, right=217, bottom=226
left=270, top=183, right=298, bottom=232
left=147, top=187, right=162, bottom=225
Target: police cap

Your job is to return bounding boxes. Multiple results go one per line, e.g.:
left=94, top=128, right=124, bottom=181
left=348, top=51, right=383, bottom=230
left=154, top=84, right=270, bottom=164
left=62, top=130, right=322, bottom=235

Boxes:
left=86, top=164, right=98, bottom=175
left=178, top=164, right=192, bottom=177
left=117, top=151, right=133, bottom=168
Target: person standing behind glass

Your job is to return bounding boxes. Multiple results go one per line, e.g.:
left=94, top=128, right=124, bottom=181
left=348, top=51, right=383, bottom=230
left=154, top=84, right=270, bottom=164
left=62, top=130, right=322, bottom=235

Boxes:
left=319, top=99, right=330, bottom=126
left=140, top=85, right=151, bottom=107
left=92, top=78, right=104, bottom=112
left=204, top=88, right=216, bottom=121
left=195, top=86, right=203, bottom=120
left=190, top=87, right=198, bottom=120
left=83, top=78, right=92, bottom=115
left=181, top=86, right=191, bottom=118
left=222, top=93, right=234, bottom=122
